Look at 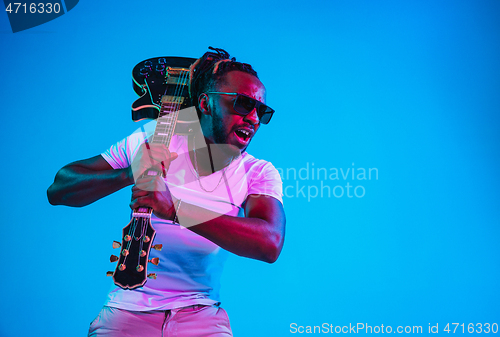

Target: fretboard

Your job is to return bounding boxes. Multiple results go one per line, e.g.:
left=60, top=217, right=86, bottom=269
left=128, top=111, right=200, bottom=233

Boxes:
left=150, top=69, right=189, bottom=147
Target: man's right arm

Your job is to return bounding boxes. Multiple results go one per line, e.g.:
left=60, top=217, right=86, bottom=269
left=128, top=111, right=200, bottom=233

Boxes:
left=47, top=155, right=134, bottom=207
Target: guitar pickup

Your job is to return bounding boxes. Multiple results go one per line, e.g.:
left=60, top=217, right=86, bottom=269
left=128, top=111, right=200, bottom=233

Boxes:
left=161, top=95, right=185, bottom=104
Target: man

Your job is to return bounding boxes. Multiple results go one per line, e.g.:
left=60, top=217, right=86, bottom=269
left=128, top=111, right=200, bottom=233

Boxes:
left=47, top=47, right=285, bottom=336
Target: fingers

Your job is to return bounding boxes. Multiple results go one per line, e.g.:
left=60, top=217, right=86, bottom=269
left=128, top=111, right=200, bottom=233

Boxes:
left=159, top=152, right=178, bottom=177
left=132, top=141, right=178, bottom=180
left=129, top=176, right=175, bottom=220
left=130, top=180, right=162, bottom=209
left=142, top=146, right=177, bottom=170
left=132, top=176, right=167, bottom=192
left=130, top=196, right=156, bottom=211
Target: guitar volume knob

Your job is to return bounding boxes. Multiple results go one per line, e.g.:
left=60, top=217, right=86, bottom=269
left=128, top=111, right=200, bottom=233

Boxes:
left=139, top=68, right=149, bottom=77
left=155, top=64, right=166, bottom=75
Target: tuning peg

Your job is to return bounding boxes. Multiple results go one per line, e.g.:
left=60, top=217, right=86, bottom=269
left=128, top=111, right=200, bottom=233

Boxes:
left=147, top=273, right=157, bottom=279
left=148, top=257, right=160, bottom=266
left=152, top=244, right=163, bottom=251
left=113, top=241, right=121, bottom=249
left=110, top=255, right=119, bottom=263
left=106, top=271, right=114, bottom=277
left=136, top=265, right=144, bottom=272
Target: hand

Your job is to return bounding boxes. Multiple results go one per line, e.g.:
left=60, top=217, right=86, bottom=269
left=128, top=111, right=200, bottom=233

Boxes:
left=130, top=175, right=177, bottom=221
left=129, top=141, right=178, bottom=183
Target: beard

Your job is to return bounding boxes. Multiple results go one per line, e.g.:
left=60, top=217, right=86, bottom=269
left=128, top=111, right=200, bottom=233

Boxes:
left=210, top=109, right=227, bottom=144
left=209, top=109, right=247, bottom=156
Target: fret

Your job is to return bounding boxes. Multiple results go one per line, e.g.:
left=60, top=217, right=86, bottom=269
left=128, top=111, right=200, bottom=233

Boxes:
left=159, top=110, right=177, bottom=115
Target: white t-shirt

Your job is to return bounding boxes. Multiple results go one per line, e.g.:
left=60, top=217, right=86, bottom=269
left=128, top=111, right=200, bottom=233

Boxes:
left=100, top=122, right=283, bottom=311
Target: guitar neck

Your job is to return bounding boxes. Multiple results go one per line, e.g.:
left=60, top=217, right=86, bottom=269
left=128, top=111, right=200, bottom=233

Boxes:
left=149, top=66, right=189, bottom=147
left=133, top=70, right=189, bottom=216
left=150, top=95, right=185, bottom=147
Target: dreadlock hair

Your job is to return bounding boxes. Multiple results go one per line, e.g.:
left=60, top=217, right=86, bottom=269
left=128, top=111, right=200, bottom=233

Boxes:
left=189, top=47, right=259, bottom=119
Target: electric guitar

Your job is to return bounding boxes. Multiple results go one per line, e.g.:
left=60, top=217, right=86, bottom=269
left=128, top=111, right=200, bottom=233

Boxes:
left=108, top=56, right=197, bottom=289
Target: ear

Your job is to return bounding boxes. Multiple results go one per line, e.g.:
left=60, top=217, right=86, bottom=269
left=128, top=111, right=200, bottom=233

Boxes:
left=198, top=94, right=211, bottom=116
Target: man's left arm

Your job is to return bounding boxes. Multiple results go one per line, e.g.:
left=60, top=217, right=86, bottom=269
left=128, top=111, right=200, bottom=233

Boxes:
left=130, top=179, right=285, bottom=263
left=185, top=194, right=286, bottom=263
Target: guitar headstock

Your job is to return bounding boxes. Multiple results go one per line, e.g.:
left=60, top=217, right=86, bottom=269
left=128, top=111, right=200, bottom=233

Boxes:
left=110, top=216, right=158, bottom=290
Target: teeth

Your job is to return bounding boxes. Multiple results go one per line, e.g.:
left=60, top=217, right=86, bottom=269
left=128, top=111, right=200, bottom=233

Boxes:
left=238, top=129, right=250, bottom=136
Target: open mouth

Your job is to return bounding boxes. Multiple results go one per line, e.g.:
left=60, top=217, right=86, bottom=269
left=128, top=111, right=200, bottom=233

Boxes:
left=234, top=129, right=252, bottom=143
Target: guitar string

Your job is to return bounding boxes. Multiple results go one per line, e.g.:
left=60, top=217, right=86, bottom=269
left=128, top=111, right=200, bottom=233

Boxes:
left=162, top=69, right=189, bottom=147
left=117, top=63, right=189, bottom=277
left=137, top=217, right=147, bottom=271
left=155, top=68, right=189, bottom=146
left=127, top=62, right=171, bottom=272
left=133, top=67, right=190, bottom=271
left=170, top=70, right=189, bottom=146
left=169, top=69, right=189, bottom=143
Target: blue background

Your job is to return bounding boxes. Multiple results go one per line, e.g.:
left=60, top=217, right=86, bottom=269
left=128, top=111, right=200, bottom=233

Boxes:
left=1, top=0, right=499, bottom=336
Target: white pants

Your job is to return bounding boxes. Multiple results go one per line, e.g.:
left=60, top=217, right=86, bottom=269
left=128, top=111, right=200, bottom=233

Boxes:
left=88, top=305, right=233, bottom=337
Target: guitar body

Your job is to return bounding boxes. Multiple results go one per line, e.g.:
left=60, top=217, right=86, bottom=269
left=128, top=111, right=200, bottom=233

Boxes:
left=131, top=56, right=198, bottom=135
left=112, top=56, right=196, bottom=290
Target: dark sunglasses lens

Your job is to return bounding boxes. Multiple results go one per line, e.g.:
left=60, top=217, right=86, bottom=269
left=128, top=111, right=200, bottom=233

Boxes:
left=234, top=94, right=274, bottom=124
left=258, top=104, right=274, bottom=124
left=234, top=95, right=256, bottom=114
left=259, top=112, right=273, bottom=124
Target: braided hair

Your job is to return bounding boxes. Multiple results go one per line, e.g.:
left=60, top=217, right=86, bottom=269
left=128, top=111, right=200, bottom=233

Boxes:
left=189, top=47, right=259, bottom=119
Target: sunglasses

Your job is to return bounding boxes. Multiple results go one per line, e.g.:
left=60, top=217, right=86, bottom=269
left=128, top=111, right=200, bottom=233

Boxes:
left=205, top=92, right=275, bottom=124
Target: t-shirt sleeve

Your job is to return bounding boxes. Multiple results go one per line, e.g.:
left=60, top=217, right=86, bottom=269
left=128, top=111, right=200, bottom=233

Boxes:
left=247, top=161, right=284, bottom=204
left=101, top=129, right=149, bottom=169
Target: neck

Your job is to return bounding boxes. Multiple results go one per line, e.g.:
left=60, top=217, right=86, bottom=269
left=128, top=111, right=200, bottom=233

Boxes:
left=189, top=133, right=240, bottom=176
